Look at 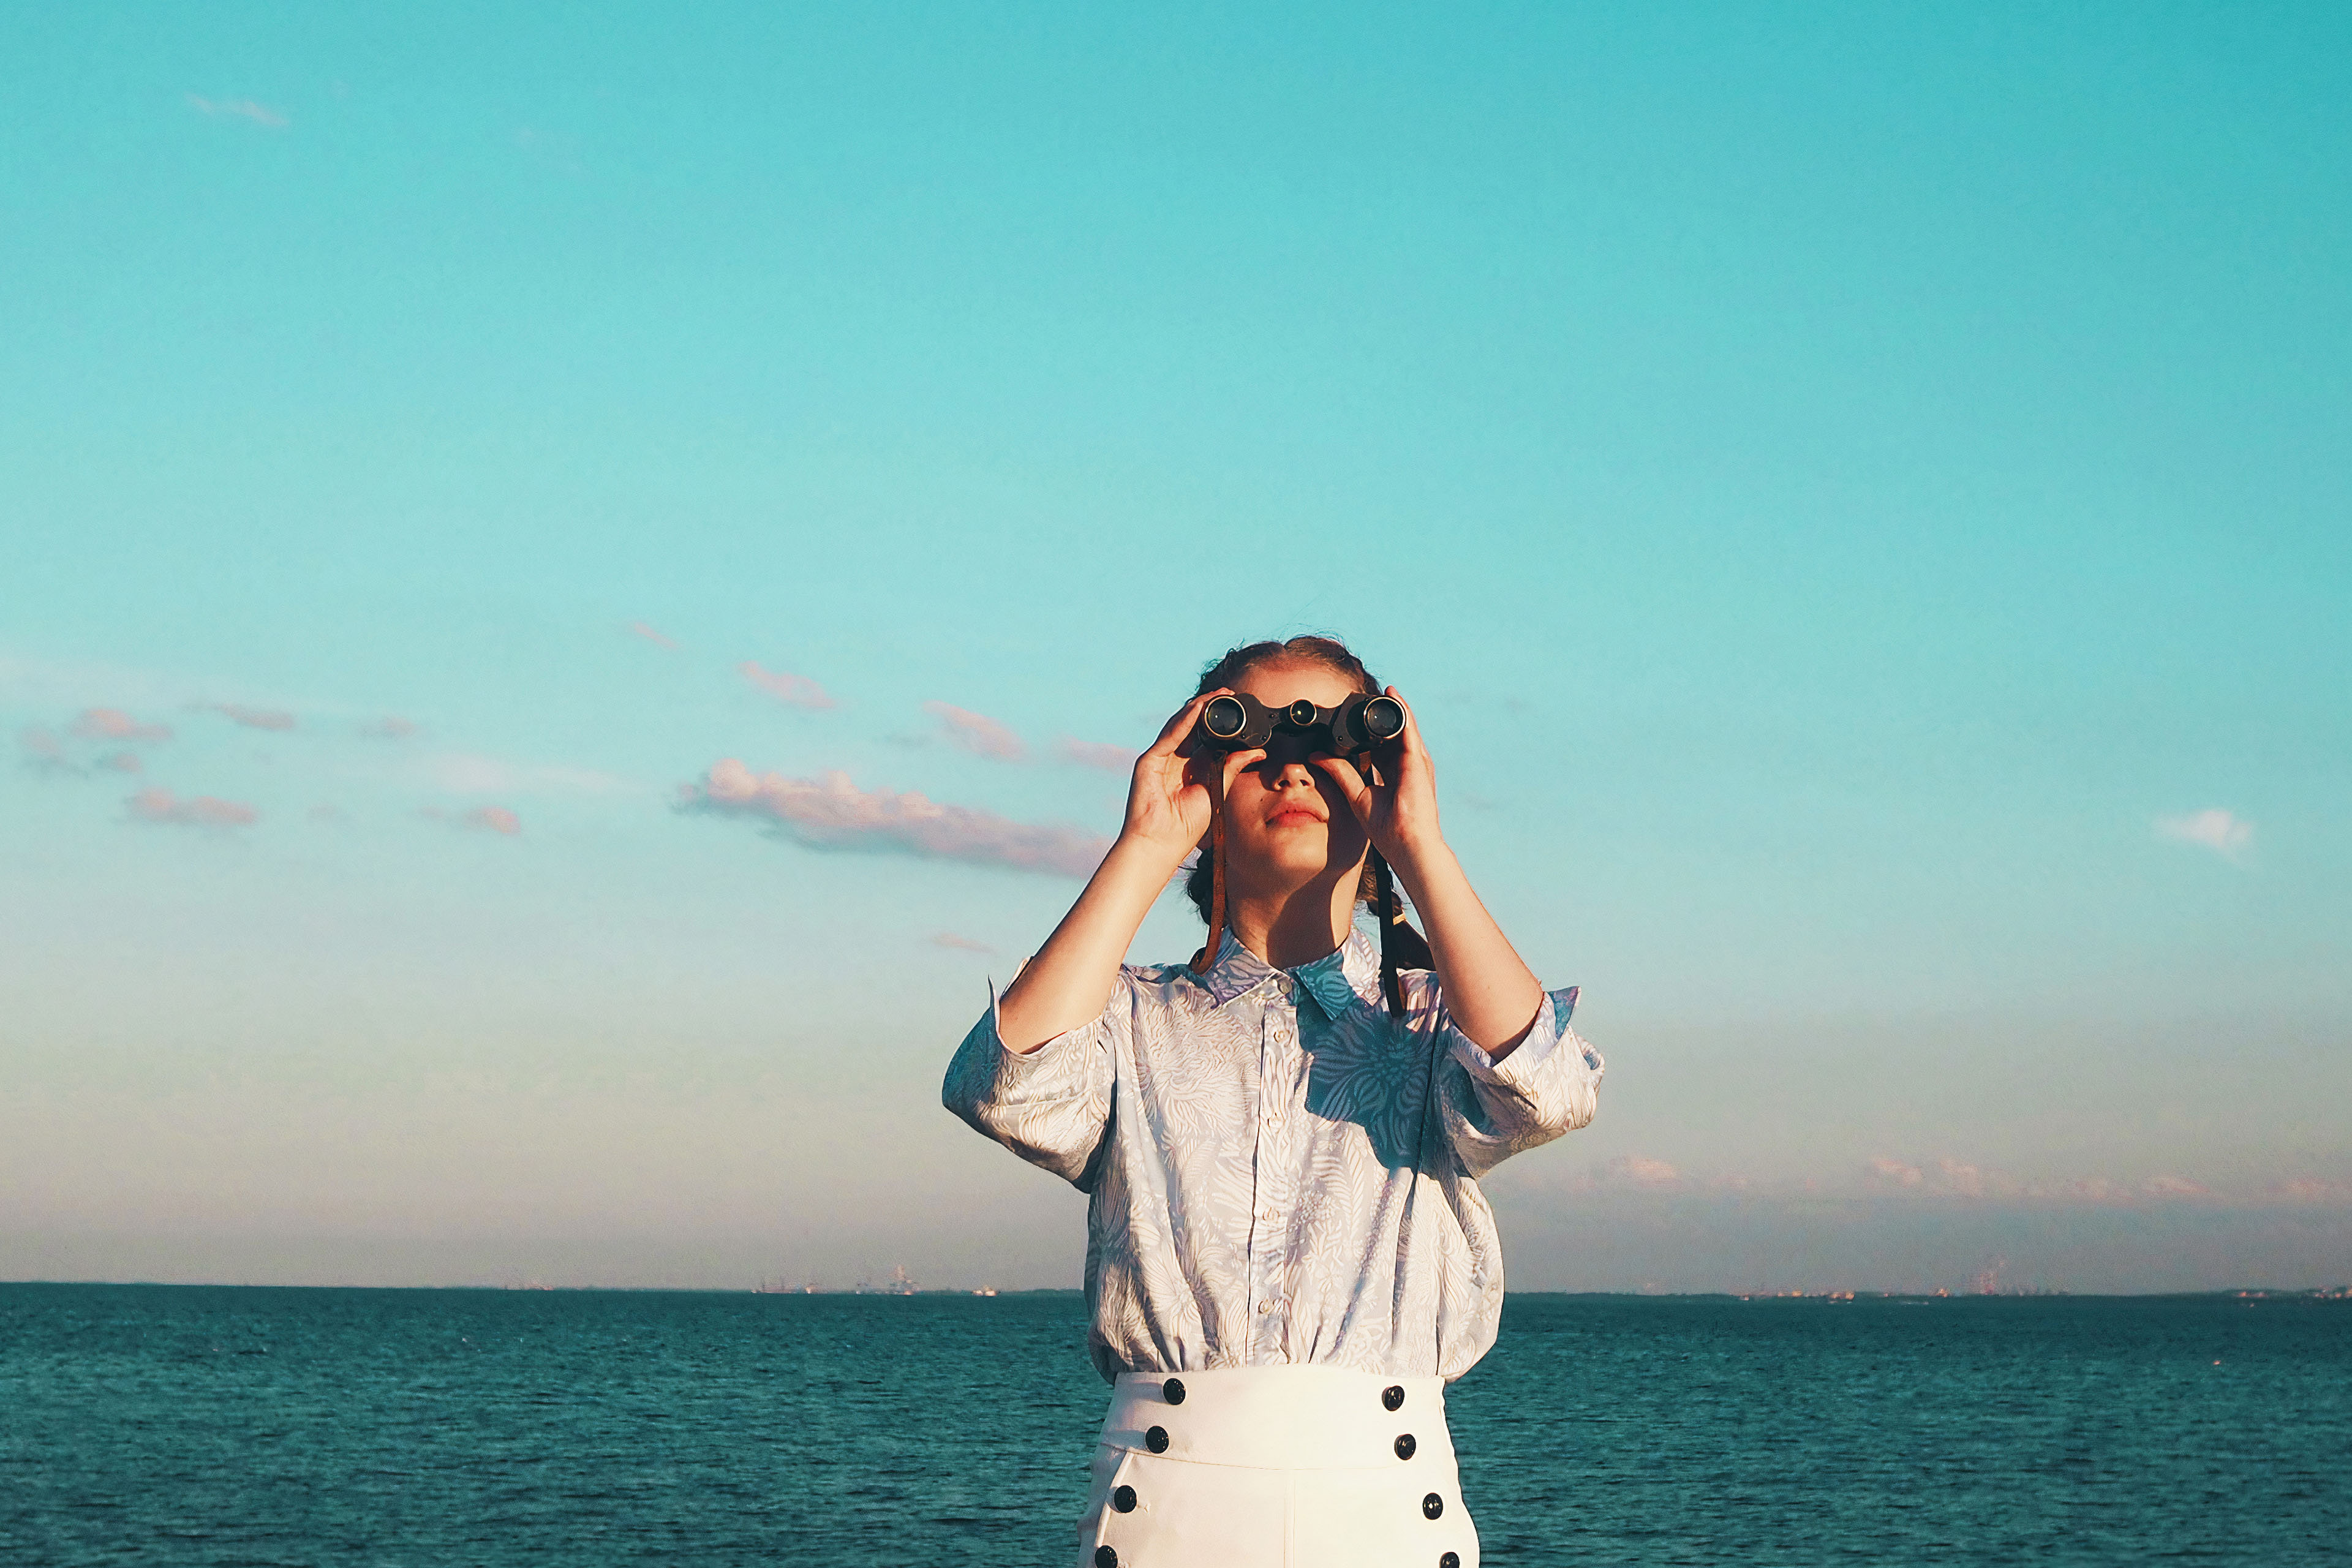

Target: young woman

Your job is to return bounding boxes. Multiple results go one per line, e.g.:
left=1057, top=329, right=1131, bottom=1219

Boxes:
left=944, top=636, right=1605, bottom=1568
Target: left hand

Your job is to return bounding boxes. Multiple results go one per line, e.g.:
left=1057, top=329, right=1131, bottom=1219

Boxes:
left=1310, top=687, right=1441, bottom=863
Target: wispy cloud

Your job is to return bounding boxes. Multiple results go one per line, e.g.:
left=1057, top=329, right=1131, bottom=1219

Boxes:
left=423, top=804, right=522, bottom=836
left=931, top=932, right=993, bottom=953
left=1604, top=1155, right=1681, bottom=1188
left=1936, top=1159, right=1986, bottom=1197
left=17, top=726, right=144, bottom=777
left=18, top=726, right=67, bottom=771
left=126, top=786, right=257, bottom=829
left=741, top=662, right=835, bottom=710
left=186, top=94, right=288, bottom=129
left=2157, top=807, right=2252, bottom=861
left=361, top=715, right=417, bottom=740
left=2141, top=1175, right=2209, bottom=1199
left=1867, top=1158, right=1991, bottom=1197
left=2273, top=1177, right=2351, bottom=1205
left=927, top=701, right=1026, bottom=761
left=1868, top=1157, right=2223, bottom=1207
left=1058, top=737, right=1137, bottom=772
left=687, top=760, right=1109, bottom=877
left=211, top=703, right=297, bottom=732
left=628, top=621, right=678, bottom=650
left=2037, top=1177, right=2129, bottom=1202
left=72, top=707, right=172, bottom=743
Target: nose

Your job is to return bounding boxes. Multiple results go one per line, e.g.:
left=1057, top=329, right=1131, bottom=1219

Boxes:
left=1261, top=757, right=1317, bottom=790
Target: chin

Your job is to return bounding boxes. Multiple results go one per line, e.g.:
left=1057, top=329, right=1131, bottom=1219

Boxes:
left=1253, top=841, right=1338, bottom=885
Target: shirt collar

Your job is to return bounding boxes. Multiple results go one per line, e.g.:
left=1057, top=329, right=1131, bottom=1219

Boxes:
left=1197, top=928, right=1382, bottom=1017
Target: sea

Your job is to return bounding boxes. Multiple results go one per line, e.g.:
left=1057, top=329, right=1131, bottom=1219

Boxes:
left=1, top=1284, right=2343, bottom=1566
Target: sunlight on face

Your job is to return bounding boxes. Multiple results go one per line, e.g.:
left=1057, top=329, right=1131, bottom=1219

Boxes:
left=1216, top=658, right=1373, bottom=900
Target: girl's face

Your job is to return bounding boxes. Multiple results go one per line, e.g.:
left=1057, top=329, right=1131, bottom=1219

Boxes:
left=1215, top=658, right=1372, bottom=899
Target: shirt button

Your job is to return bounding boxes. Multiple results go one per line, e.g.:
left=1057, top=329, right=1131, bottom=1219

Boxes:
left=1257, top=1300, right=1275, bottom=1315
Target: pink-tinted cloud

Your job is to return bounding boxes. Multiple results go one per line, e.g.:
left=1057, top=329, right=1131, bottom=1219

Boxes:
left=629, top=620, right=679, bottom=650
left=2045, top=1177, right=2129, bottom=1202
left=211, top=703, right=297, bottom=732
left=18, top=726, right=66, bottom=768
left=126, top=786, right=258, bottom=829
left=73, top=708, right=172, bottom=742
left=2157, top=807, right=2252, bottom=860
left=2273, top=1177, right=2351, bottom=1204
left=932, top=932, right=993, bottom=953
left=99, top=751, right=142, bottom=774
left=1604, top=1155, right=1681, bottom=1187
left=1868, top=1158, right=1925, bottom=1187
left=927, top=701, right=1026, bottom=761
left=1936, top=1159, right=1986, bottom=1197
left=421, top=804, right=522, bottom=835
left=2141, top=1175, right=2209, bottom=1199
left=363, top=715, right=418, bottom=739
left=186, top=94, right=288, bottom=129
left=1058, top=737, right=1137, bottom=772
left=741, top=662, right=835, bottom=710
left=688, top=760, right=1108, bottom=877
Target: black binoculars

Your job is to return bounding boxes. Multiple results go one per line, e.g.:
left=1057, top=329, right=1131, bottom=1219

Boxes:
left=1194, top=691, right=1406, bottom=755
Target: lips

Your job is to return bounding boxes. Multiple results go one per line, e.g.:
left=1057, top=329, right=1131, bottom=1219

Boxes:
left=1267, top=807, right=1325, bottom=827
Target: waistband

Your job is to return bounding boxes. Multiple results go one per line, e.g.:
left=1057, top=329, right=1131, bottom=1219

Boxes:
left=1098, top=1365, right=1454, bottom=1472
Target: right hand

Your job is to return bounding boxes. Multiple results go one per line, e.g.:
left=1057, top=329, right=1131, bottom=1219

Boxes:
left=1122, top=691, right=1264, bottom=864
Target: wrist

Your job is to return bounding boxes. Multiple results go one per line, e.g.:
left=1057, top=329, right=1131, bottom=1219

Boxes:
left=1108, top=827, right=1196, bottom=884
left=1379, top=827, right=1452, bottom=885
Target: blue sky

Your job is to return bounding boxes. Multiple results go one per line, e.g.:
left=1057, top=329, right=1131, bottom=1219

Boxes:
left=4, top=2, right=2347, bottom=1292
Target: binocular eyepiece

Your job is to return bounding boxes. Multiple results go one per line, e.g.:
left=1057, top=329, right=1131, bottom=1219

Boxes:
left=1196, top=691, right=1406, bottom=754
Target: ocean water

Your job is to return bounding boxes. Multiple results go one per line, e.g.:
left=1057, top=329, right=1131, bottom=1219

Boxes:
left=1, top=1285, right=2342, bottom=1566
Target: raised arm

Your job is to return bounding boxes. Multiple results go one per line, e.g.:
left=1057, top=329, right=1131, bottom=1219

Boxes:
left=996, top=692, right=1260, bottom=1052
left=1312, top=690, right=1547, bottom=1058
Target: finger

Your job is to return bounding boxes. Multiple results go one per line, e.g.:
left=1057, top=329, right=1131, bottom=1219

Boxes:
left=1216, top=747, right=1266, bottom=793
left=1144, top=690, right=1224, bottom=760
left=1182, top=745, right=1261, bottom=793
left=1308, top=755, right=1373, bottom=815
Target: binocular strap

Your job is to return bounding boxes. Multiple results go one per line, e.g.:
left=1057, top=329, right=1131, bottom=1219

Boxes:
left=1202, top=764, right=1229, bottom=977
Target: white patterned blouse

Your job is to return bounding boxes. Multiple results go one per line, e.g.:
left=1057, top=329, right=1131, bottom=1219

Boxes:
left=943, top=927, right=1605, bottom=1384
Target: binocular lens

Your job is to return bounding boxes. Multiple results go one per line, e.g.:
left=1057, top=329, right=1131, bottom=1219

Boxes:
left=1286, top=699, right=1319, bottom=728
left=1201, top=695, right=1248, bottom=739
left=1361, top=696, right=1406, bottom=742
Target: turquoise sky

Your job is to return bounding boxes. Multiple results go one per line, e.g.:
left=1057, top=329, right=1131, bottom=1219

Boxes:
left=5, top=3, right=2347, bottom=1292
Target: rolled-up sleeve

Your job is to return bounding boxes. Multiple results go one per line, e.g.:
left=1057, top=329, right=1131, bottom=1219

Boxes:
left=1436, top=985, right=1604, bottom=1180
left=942, top=979, right=1120, bottom=1188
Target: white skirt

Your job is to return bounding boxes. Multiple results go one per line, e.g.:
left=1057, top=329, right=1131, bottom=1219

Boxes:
left=1075, top=1365, right=1480, bottom=1568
